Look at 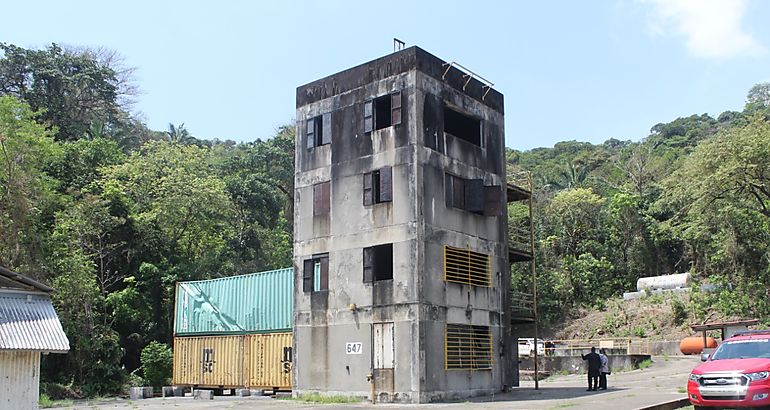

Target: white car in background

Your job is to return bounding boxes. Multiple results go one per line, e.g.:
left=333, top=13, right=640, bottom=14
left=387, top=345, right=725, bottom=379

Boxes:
left=518, top=337, right=545, bottom=357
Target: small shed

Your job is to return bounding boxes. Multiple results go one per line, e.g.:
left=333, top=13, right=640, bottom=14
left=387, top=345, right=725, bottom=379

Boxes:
left=0, top=265, right=70, bottom=410
left=691, top=319, right=761, bottom=345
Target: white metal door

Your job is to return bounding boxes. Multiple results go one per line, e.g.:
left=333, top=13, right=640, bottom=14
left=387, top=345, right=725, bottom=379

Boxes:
left=373, top=322, right=394, bottom=369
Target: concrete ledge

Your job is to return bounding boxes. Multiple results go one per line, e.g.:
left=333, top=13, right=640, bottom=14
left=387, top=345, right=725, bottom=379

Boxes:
left=636, top=397, right=690, bottom=410
left=193, top=389, right=214, bottom=400
left=129, top=387, right=153, bottom=400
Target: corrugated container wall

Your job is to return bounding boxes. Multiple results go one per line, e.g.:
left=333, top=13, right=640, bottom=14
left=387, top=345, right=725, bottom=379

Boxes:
left=172, top=335, right=244, bottom=388
left=174, top=268, right=293, bottom=336
left=244, top=332, right=292, bottom=390
left=172, top=333, right=293, bottom=390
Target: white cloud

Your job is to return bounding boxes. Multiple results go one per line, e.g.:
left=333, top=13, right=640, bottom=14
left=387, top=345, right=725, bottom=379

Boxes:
left=641, top=0, right=765, bottom=59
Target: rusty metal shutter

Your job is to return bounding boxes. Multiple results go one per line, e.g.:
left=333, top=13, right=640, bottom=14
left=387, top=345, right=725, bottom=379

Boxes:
left=465, top=179, right=484, bottom=213
left=363, top=247, right=374, bottom=283
left=302, top=259, right=313, bottom=292
left=322, top=112, right=332, bottom=145
left=306, top=118, right=315, bottom=149
left=391, top=91, right=402, bottom=126
left=364, top=101, right=373, bottom=133
left=483, top=185, right=502, bottom=216
left=363, top=172, right=373, bottom=206
left=379, top=166, right=392, bottom=202
left=319, top=256, right=329, bottom=290
left=445, top=173, right=453, bottom=208
left=452, top=176, right=465, bottom=210
left=313, top=182, right=330, bottom=216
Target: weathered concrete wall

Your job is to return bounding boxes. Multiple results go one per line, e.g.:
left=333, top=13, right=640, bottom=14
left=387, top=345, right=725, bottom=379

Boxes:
left=413, top=70, right=511, bottom=399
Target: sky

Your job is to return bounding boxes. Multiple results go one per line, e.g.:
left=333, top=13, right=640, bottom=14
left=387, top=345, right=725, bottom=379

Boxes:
left=1, top=0, right=769, bottom=151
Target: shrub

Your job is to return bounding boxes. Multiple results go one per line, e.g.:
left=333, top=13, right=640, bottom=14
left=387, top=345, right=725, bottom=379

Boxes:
left=140, top=341, right=173, bottom=388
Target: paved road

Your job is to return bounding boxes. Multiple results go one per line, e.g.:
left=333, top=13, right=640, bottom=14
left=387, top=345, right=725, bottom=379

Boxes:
left=54, top=356, right=697, bottom=410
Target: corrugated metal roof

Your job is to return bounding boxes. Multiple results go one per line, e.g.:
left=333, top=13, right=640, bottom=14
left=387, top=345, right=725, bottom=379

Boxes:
left=174, top=268, right=293, bottom=336
left=0, top=292, right=70, bottom=352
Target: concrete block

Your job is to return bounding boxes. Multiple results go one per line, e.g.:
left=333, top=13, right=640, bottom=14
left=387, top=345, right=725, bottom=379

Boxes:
left=193, top=389, right=214, bottom=400
left=250, top=389, right=265, bottom=396
left=274, top=392, right=292, bottom=399
left=234, top=389, right=250, bottom=397
left=162, top=386, right=174, bottom=397
left=129, top=387, right=153, bottom=400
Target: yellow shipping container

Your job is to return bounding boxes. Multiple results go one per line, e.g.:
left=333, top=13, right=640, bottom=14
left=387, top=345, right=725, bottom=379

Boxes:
left=173, top=335, right=244, bottom=388
left=244, top=332, right=293, bottom=390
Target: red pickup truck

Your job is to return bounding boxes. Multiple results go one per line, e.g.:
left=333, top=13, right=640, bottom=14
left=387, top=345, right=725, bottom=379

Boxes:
left=688, top=330, right=770, bottom=409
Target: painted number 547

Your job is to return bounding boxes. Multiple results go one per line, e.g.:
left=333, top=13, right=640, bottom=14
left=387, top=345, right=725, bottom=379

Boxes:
left=345, top=342, right=363, bottom=354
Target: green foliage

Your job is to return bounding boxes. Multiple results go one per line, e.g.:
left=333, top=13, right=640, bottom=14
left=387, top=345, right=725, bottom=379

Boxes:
left=140, top=341, right=173, bottom=388
left=282, top=393, right=361, bottom=403
left=670, top=297, right=687, bottom=325
left=638, top=359, right=653, bottom=370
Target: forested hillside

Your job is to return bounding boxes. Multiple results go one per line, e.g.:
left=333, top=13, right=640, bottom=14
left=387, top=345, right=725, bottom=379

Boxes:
left=508, top=85, right=770, bottom=328
left=1, top=43, right=769, bottom=396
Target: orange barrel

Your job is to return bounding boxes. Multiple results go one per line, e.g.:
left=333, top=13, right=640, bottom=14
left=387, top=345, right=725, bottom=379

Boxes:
left=680, top=336, right=717, bottom=355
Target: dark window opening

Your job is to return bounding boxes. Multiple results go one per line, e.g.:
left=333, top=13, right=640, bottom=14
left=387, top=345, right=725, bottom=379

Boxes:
left=364, top=92, right=402, bottom=133
left=444, top=106, right=481, bottom=147
left=302, top=254, right=329, bottom=292
left=364, top=166, right=392, bottom=206
left=363, top=243, right=393, bottom=282
left=313, top=181, right=330, bottom=216
left=306, top=112, right=331, bottom=149
left=445, top=173, right=501, bottom=216
left=374, top=95, right=391, bottom=130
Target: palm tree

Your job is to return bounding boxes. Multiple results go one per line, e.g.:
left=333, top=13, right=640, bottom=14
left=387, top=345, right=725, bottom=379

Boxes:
left=166, top=123, right=194, bottom=145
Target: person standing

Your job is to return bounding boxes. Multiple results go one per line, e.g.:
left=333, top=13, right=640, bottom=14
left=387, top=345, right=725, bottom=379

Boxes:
left=581, top=347, right=601, bottom=391
left=598, top=348, right=609, bottom=390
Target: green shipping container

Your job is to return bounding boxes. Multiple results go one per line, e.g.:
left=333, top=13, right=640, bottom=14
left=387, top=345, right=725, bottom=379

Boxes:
left=174, top=268, right=293, bottom=336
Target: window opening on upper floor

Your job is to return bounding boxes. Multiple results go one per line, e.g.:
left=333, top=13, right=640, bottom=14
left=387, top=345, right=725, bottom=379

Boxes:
left=306, top=112, right=331, bottom=149
left=445, top=173, right=502, bottom=216
left=303, top=253, right=329, bottom=292
left=364, top=166, right=393, bottom=206
left=363, top=243, right=393, bottom=282
left=444, top=106, right=481, bottom=147
left=364, top=91, right=402, bottom=133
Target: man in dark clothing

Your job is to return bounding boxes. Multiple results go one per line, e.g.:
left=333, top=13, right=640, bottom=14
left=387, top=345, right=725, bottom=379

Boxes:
left=581, top=347, right=601, bottom=391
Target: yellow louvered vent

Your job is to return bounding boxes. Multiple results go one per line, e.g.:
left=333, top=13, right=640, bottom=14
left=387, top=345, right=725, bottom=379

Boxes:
left=445, top=324, right=493, bottom=370
left=444, top=245, right=491, bottom=287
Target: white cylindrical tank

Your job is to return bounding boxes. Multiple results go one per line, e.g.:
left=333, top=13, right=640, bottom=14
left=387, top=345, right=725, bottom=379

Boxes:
left=637, top=273, right=691, bottom=291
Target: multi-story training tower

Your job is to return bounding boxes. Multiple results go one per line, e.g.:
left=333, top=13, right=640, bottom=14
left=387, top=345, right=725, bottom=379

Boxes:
left=293, top=46, right=514, bottom=403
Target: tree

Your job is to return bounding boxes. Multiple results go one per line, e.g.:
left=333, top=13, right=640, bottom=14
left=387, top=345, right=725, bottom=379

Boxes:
left=663, top=116, right=770, bottom=219
left=745, top=83, right=770, bottom=114
left=545, top=188, right=606, bottom=257
left=165, top=122, right=195, bottom=145
left=0, top=43, right=124, bottom=141
left=0, top=95, right=60, bottom=271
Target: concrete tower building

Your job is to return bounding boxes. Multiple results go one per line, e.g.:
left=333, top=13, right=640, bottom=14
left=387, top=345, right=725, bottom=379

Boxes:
left=293, top=47, right=517, bottom=403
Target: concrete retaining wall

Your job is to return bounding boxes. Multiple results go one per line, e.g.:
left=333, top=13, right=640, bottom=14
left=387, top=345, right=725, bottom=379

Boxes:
left=519, top=354, right=652, bottom=374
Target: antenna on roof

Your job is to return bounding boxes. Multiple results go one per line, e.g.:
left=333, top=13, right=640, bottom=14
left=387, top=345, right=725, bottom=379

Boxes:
left=393, top=38, right=405, bottom=52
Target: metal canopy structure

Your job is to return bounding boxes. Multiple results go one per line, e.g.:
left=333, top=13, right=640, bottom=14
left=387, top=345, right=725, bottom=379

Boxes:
left=691, top=319, right=761, bottom=345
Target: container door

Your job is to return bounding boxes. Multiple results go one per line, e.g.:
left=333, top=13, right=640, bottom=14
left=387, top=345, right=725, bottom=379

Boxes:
left=373, top=322, right=394, bottom=399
